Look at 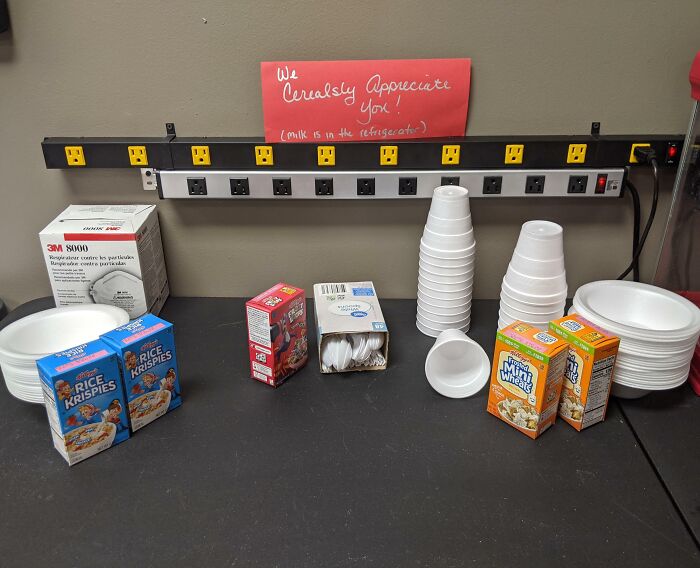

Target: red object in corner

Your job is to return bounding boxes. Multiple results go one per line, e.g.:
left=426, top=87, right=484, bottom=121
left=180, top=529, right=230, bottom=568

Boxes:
left=690, top=50, right=700, bottom=101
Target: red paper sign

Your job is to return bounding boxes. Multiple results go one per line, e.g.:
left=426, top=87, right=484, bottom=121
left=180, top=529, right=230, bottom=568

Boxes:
left=261, top=59, right=471, bottom=143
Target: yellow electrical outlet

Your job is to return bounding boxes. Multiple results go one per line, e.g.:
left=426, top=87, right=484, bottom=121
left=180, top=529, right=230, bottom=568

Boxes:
left=128, top=146, right=148, bottom=166
left=191, top=145, right=211, bottom=166
left=629, top=143, right=651, bottom=164
left=65, top=146, right=85, bottom=166
left=317, top=146, right=335, bottom=166
left=441, top=145, right=460, bottom=165
left=255, top=145, right=274, bottom=166
left=380, top=145, right=398, bottom=166
left=567, top=143, right=587, bottom=164
left=504, top=144, right=524, bottom=164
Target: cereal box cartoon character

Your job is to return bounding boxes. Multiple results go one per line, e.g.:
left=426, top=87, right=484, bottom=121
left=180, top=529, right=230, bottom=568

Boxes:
left=77, top=403, right=103, bottom=425
left=132, top=372, right=160, bottom=396
left=124, top=351, right=138, bottom=371
left=56, top=379, right=72, bottom=401
left=161, top=368, right=180, bottom=402
left=104, top=399, right=127, bottom=433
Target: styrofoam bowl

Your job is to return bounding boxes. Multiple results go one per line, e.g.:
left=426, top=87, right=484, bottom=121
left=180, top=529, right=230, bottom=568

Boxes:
left=419, top=261, right=474, bottom=279
left=422, top=227, right=475, bottom=250
left=418, top=275, right=474, bottom=293
left=427, top=185, right=471, bottom=219
left=418, top=267, right=474, bottom=286
left=419, top=253, right=475, bottom=272
left=503, top=267, right=567, bottom=297
left=424, top=329, right=490, bottom=398
left=417, top=305, right=471, bottom=324
left=498, top=309, right=548, bottom=330
left=416, top=316, right=470, bottom=338
left=509, top=252, right=566, bottom=278
left=500, top=303, right=559, bottom=325
left=425, top=214, right=473, bottom=236
left=420, top=239, right=476, bottom=260
left=417, top=297, right=472, bottom=316
left=513, top=220, right=564, bottom=260
left=418, top=282, right=472, bottom=301
left=573, top=281, right=700, bottom=341
left=500, top=291, right=566, bottom=315
left=417, top=291, right=472, bottom=310
left=502, top=278, right=568, bottom=304
left=0, top=305, right=130, bottom=366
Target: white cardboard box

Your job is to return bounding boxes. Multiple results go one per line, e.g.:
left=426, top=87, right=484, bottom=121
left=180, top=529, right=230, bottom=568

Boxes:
left=40, top=205, right=169, bottom=318
left=313, top=281, right=389, bottom=373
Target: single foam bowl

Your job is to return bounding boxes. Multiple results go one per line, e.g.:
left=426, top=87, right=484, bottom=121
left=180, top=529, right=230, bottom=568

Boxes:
left=421, top=239, right=476, bottom=260
left=424, top=329, right=490, bottom=398
left=427, top=185, right=471, bottom=219
left=422, top=227, right=475, bottom=250
left=419, top=251, right=475, bottom=269
left=500, top=291, right=566, bottom=315
left=418, top=266, right=474, bottom=284
left=417, top=305, right=471, bottom=324
left=417, top=291, right=472, bottom=310
left=417, top=312, right=470, bottom=331
left=500, top=303, right=559, bottom=325
left=509, top=252, right=566, bottom=279
left=500, top=299, right=563, bottom=321
left=503, top=267, right=567, bottom=296
left=425, top=214, right=473, bottom=236
left=418, top=282, right=473, bottom=301
left=419, top=266, right=474, bottom=283
left=572, top=281, right=700, bottom=341
left=416, top=300, right=472, bottom=321
left=0, top=305, right=130, bottom=366
left=418, top=274, right=474, bottom=292
left=419, top=257, right=475, bottom=276
left=417, top=317, right=470, bottom=338
left=513, top=220, right=564, bottom=261
left=502, top=278, right=568, bottom=304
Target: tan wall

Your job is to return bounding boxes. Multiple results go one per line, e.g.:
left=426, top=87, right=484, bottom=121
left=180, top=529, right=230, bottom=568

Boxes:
left=0, top=1, right=697, bottom=308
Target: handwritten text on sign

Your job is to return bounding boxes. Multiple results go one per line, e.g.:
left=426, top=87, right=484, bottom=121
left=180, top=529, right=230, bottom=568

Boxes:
left=260, top=59, right=471, bottom=143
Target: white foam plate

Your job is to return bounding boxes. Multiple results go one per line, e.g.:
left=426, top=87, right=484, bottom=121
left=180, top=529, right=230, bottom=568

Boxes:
left=0, top=305, right=129, bottom=366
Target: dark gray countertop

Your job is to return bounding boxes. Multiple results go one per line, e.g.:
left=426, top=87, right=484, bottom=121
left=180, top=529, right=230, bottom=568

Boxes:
left=0, top=298, right=698, bottom=567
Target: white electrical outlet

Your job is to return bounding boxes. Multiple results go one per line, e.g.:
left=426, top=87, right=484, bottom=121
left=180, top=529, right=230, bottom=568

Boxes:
left=154, top=169, right=625, bottom=199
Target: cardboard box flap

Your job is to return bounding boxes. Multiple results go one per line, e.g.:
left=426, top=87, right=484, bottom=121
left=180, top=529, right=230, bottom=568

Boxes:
left=40, top=205, right=155, bottom=234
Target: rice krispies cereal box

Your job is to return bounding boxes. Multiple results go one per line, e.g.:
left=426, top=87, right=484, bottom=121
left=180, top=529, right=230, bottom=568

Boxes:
left=549, top=314, right=620, bottom=431
left=246, top=283, right=308, bottom=387
left=37, top=340, right=130, bottom=466
left=487, top=322, right=569, bottom=439
left=101, top=314, right=181, bottom=431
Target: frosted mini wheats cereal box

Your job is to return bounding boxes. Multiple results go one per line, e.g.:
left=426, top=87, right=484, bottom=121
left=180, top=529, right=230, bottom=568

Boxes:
left=37, top=340, right=130, bottom=466
left=487, top=322, right=569, bottom=439
left=246, top=283, right=308, bottom=387
left=549, top=314, right=619, bottom=431
left=101, top=314, right=182, bottom=431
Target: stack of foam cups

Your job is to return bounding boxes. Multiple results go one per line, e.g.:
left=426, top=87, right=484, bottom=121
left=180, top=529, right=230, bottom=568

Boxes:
left=417, top=185, right=476, bottom=338
left=499, top=220, right=567, bottom=330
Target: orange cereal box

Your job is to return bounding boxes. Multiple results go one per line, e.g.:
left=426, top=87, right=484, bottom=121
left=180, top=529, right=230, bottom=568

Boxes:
left=549, top=314, right=619, bottom=431
left=487, top=322, right=569, bottom=439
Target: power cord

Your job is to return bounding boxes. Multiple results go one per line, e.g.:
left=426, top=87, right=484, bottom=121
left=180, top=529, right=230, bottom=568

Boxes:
left=625, top=180, right=642, bottom=281
left=618, top=147, right=660, bottom=280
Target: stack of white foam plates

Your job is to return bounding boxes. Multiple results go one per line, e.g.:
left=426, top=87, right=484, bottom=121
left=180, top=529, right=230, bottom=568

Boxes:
left=571, top=281, right=700, bottom=399
left=0, top=305, right=130, bottom=404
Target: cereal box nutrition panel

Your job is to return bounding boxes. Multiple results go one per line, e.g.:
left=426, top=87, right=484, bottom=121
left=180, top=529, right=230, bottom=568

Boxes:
left=37, top=339, right=130, bottom=466
left=101, top=314, right=182, bottom=432
left=487, top=322, right=569, bottom=439
left=246, top=283, right=308, bottom=387
left=549, top=314, right=620, bottom=431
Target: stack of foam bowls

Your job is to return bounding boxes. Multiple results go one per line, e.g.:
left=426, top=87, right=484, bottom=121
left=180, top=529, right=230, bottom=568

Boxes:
left=0, top=305, right=130, bottom=404
left=417, top=185, right=475, bottom=337
left=498, top=220, right=567, bottom=330
left=570, top=281, right=700, bottom=399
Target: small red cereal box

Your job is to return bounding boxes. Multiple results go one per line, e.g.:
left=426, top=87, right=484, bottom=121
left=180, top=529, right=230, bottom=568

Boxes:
left=246, top=283, right=308, bottom=387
